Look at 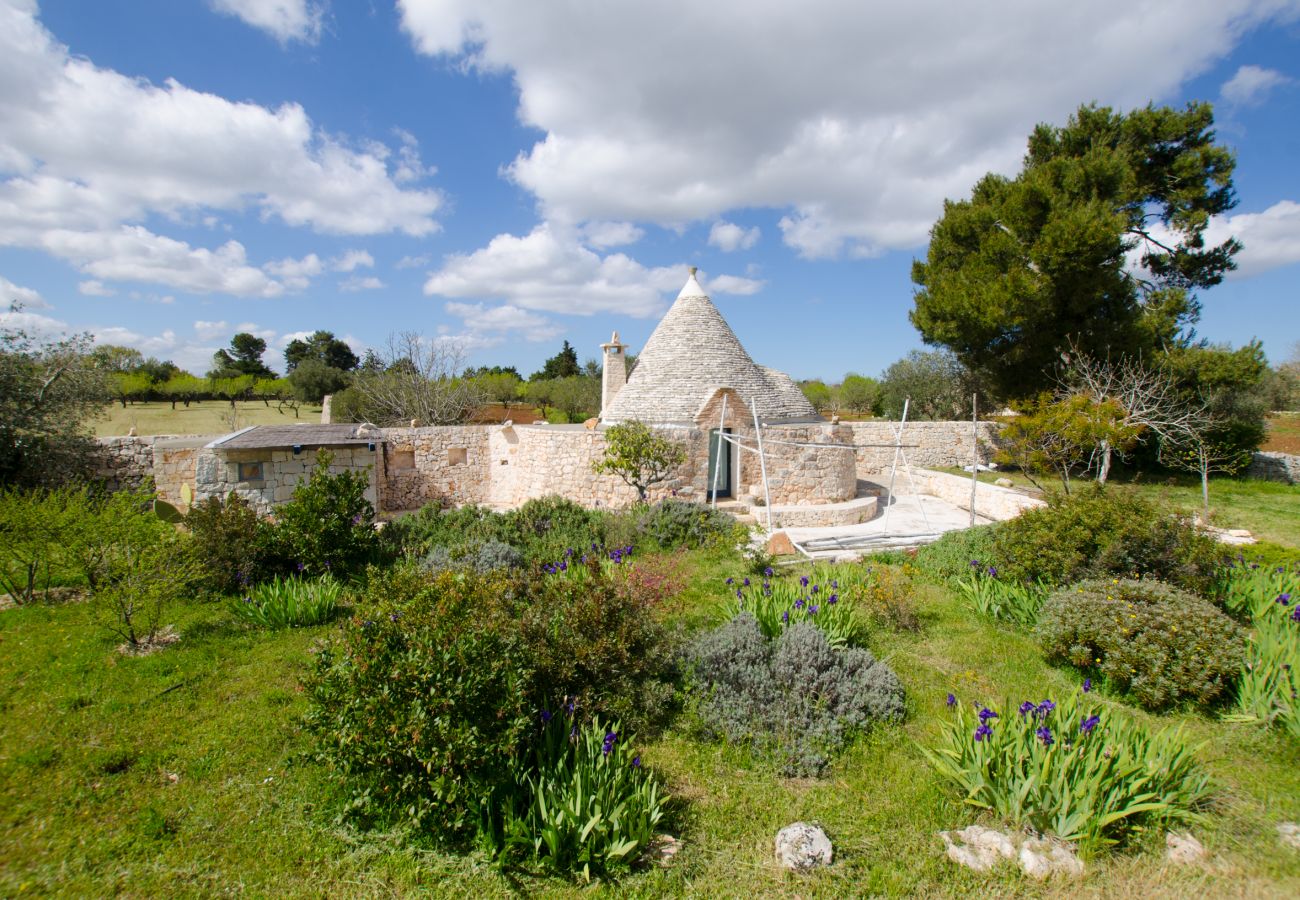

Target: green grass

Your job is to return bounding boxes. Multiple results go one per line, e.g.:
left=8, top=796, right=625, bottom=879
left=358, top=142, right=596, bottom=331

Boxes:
left=94, top=400, right=324, bottom=437
left=4, top=556, right=1300, bottom=896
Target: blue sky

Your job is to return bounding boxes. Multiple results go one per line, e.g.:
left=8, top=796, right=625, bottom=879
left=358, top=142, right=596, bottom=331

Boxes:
left=2, top=0, right=1298, bottom=382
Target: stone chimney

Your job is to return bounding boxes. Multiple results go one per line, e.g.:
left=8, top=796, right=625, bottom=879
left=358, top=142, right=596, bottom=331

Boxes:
left=600, top=330, right=628, bottom=418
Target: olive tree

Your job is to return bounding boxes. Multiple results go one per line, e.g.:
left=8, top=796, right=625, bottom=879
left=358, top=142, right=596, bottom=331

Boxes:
left=592, top=420, right=688, bottom=501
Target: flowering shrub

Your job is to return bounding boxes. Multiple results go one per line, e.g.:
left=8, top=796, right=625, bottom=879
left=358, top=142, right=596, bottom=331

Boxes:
left=635, top=499, right=742, bottom=550
left=687, top=614, right=904, bottom=775
left=270, top=450, right=379, bottom=578
left=500, top=496, right=610, bottom=562
left=184, top=491, right=270, bottom=593
left=1218, top=558, right=1300, bottom=620
left=487, top=712, right=666, bottom=880
left=922, top=688, right=1212, bottom=851
left=232, top=575, right=339, bottom=628
left=992, top=485, right=1227, bottom=593
left=954, top=563, right=1047, bottom=627
left=1036, top=578, right=1245, bottom=710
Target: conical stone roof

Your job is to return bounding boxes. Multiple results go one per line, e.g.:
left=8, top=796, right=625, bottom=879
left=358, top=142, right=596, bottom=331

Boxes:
left=601, top=272, right=819, bottom=425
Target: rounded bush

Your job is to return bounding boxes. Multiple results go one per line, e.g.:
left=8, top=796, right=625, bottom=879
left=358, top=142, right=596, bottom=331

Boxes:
left=636, top=499, right=740, bottom=550
left=913, top=524, right=1001, bottom=582
left=1036, top=577, right=1246, bottom=710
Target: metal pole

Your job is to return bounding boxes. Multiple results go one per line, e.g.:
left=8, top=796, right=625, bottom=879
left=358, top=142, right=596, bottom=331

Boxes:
left=882, top=398, right=908, bottom=534
left=752, top=398, right=773, bottom=533
left=710, top=393, right=728, bottom=509
left=968, top=393, right=979, bottom=527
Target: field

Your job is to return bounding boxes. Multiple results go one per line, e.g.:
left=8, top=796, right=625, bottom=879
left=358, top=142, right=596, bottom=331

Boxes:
left=1263, top=412, right=1300, bottom=454
left=3, top=544, right=1300, bottom=897
left=95, top=401, right=324, bottom=437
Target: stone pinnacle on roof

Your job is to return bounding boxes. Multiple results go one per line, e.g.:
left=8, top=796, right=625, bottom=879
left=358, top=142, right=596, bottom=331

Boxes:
left=600, top=270, right=819, bottom=425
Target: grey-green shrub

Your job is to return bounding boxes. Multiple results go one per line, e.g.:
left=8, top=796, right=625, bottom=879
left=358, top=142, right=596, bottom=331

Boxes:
left=420, top=540, right=524, bottom=575
left=688, top=614, right=904, bottom=775
left=636, top=499, right=740, bottom=550
left=1037, top=578, right=1246, bottom=710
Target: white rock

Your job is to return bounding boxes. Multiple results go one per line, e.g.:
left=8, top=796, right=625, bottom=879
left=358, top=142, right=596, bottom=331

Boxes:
left=994, top=477, right=1015, bottom=488
left=938, top=825, right=1017, bottom=872
left=774, top=822, right=833, bottom=871
left=1018, top=836, right=1084, bottom=880
left=1165, top=831, right=1206, bottom=864
left=1279, top=822, right=1300, bottom=850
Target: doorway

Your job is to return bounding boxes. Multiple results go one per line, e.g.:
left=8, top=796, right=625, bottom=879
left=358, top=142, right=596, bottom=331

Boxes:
left=708, top=428, right=732, bottom=499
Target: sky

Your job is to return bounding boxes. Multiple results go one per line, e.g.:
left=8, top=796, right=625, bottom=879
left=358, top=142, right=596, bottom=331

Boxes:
left=1, top=0, right=1298, bottom=383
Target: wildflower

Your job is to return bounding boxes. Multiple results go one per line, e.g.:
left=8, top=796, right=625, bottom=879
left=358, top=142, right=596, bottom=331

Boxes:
left=743, top=577, right=751, bottom=587
left=631, top=755, right=641, bottom=768
left=831, top=580, right=839, bottom=589
left=800, top=575, right=810, bottom=587
left=978, top=707, right=999, bottom=723
left=986, top=565, right=998, bottom=578
left=565, top=548, right=573, bottom=557
left=726, top=577, right=734, bottom=585
left=1080, top=715, right=1100, bottom=735
left=809, top=604, right=819, bottom=614
left=974, top=723, right=993, bottom=742
left=559, top=561, right=567, bottom=571
left=736, top=588, right=743, bottom=599
left=1278, top=593, right=1292, bottom=606
left=564, top=698, right=575, bottom=714
left=603, top=731, right=618, bottom=755
left=782, top=610, right=790, bottom=623
left=763, top=581, right=771, bottom=591
left=1018, top=701, right=1036, bottom=717
left=764, top=566, right=774, bottom=578
left=794, top=598, right=805, bottom=609
left=946, top=693, right=957, bottom=707
left=970, top=560, right=981, bottom=568
left=1292, top=606, right=1300, bottom=623
left=540, top=709, right=553, bottom=724
left=1082, top=678, right=1092, bottom=693
left=828, top=593, right=838, bottom=604
left=1035, top=700, right=1056, bottom=719
left=1036, top=726, right=1054, bottom=747
left=811, top=584, right=820, bottom=594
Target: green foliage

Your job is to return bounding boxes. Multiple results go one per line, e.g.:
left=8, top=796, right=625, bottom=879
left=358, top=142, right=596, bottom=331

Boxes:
left=269, top=450, right=378, bottom=578
left=0, top=319, right=108, bottom=487
left=635, top=498, right=739, bottom=550
left=287, top=358, right=351, bottom=403
left=838, top=373, right=881, bottom=415
left=992, top=484, right=1227, bottom=593
left=209, top=332, right=275, bottom=380
left=232, top=575, right=340, bottom=628
left=471, top=371, right=522, bottom=408
left=922, top=689, right=1212, bottom=851
left=1036, top=578, right=1245, bottom=710
left=953, top=566, right=1047, bottom=627
left=1230, top=600, right=1300, bottom=739
left=488, top=714, right=665, bottom=880
left=799, top=380, right=833, bottom=413
left=532, top=340, right=580, bottom=381
left=420, top=540, right=525, bottom=575
left=995, top=392, right=1141, bottom=490
left=718, top=566, right=866, bottom=648
left=911, top=102, right=1239, bottom=399
left=877, top=349, right=983, bottom=420
left=1218, top=558, right=1300, bottom=620
left=0, top=486, right=88, bottom=603
left=687, top=614, right=904, bottom=776
left=912, top=524, right=1001, bottom=582
left=502, top=495, right=609, bottom=562
left=283, top=330, right=358, bottom=373
left=592, top=420, right=688, bottom=501
left=93, top=527, right=202, bottom=650
left=183, top=492, right=270, bottom=593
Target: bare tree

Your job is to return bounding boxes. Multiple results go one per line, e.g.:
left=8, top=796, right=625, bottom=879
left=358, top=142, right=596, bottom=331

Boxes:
left=1056, top=342, right=1201, bottom=483
left=348, top=333, right=484, bottom=426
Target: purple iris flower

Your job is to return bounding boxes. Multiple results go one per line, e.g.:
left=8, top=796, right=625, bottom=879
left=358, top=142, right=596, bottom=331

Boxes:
left=811, top=584, right=820, bottom=594
left=1036, top=726, right=1054, bottom=747
left=809, top=604, right=819, bottom=614
left=828, top=593, right=838, bottom=604
left=1291, top=606, right=1300, bottom=623
left=794, top=598, right=805, bottom=609
left=764, top=567, right=774, bottom=577
left=1036, top=700, right=1056, bottom=719
left=800, top=575, right=809, bottom=587
left=726, top=577, right=734, bottom=585
left=978, top=707, right=998, bottom=724
left=986, top=566, right=998, bottom=578
left=974, top=723, right=993, bottom=742
left=1083, top=678, right=1092, bottom=693
left=782, top=611, right=790, bottom=623
left=970, top=560, right=981, bottom=568
left=1080, top=715, right=1100, bottom=735
left=946, top=693, right=957, bottom=707
left=540, top=709, right=553, bottom=724
left=743, top=577, right=751, bottom=587
left=631, top=755, right=641, bottom=768
left=1278, top=593, right=1292, bottom=606
left=1018, top=701, right=1036, bottom=717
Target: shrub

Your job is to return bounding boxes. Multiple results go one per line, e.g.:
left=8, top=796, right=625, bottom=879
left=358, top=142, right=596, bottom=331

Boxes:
left=382, top=503, right=505, bottom=558
left=992, top=485, right=1227, bottom=593
left=1036, top=578, right=1245, bottom=710
left=184, top=491, right=269, bottom=593
left=636, top=499, right=740, bottom=551
left=232, top=575, right=340, bottom=628
left=591, top=420, right=688, bottom=501
left=488, top=713, right=666, bottom=880
left=912, top=524, right=1002, bottom=582
left=270, top=450, right=379, bottom=578
left=500, top=496, right=609, bottom=562
left=420, top=540, right=525, bottom=575
left=922, top=688, right=1212, bottom=851
left=0, top=486, right=86, bottom=603
left=95, top=529, right=202, bottom=651
left=687, top=614, right=904, bottom=775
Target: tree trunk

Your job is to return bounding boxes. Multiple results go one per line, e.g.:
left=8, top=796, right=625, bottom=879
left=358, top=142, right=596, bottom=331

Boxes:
left=1201, top=450, right=1211, bottom=522
left=1097, top=440, right=1112, bottom=484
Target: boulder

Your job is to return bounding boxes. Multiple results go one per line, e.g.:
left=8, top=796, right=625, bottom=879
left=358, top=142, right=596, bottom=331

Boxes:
left=1279, top=822, right=1300, bottom=850
left=1018, top=836, right=1083, bottom=880
left=938, top=825, right=1016, bottom=872
left=766, top=531, right=797, bottom=557
left=1165, top=831, right=1206, bottom=864
left=774, top=822, right=833, bottom=871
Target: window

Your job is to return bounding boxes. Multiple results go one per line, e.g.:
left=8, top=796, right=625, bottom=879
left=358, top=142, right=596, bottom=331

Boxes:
left=237, top=461, right=264, bottom=482
left=390, top=449, right=416, bottom=471
left=448, top=447, right=468, bottom=466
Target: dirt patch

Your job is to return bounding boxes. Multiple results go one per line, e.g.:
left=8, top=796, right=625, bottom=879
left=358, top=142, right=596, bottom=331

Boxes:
left=0, top=586, right=86, bottom=611
left=116, top=626, right=181, bottom=656
left=1261, top=413, right=1300, bottom=454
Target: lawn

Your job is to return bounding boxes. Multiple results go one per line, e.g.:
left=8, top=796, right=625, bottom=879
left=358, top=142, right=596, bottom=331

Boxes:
left=4, top=549, right=1300, bottom=897
left=94, top=400, right=325, bottom=437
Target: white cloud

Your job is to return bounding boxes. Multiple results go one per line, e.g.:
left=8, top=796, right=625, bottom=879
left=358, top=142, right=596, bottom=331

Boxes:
left=1221, top=64, right=1293, bottom=106
left=234, top=322, right=278, bottom=343
left=1, top=274, right=48, bottom=309
left=194, top=320, right=230, bottom=341
left=580, top=221, right=644, bottom=249
left=706, top=274, right=764, bottom=295
left=94, top=326, right=179, bottom=356
left=0, top=2, right=441, bottom=295
left=339, top=275, right=385, bottom=292
left=396, top=253, right=431, bottom=269
left=1205, top=200, right=1300, bottom=278
left=445, top=300, right=563, bottom=343
left=330, top=249, right=374, bottom=272
left=77, top=279, right=114, bottom=297
left=209, top=0, right=325, bottom=45
left=708, top=221, right=760, bottom=252
left=0, top=308, right=68, bottom=336
left=424, top=224, right=690, bottom=318
left=399, top=0, right=1299, bottom=258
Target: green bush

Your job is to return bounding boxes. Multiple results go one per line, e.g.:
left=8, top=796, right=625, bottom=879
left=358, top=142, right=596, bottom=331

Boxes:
left=922, top=688, right=1212, bottom=851
left=306, top=561, right=680, bottom=838
left=1036, top=578, right=1245, bottom=710
left=500, top=495, right=609, bottom=562
left=636, top=498, right=740, bottom=551
left=953, top=566, right=1047, bottom=627
left=992, top=485, right=1227, bottom=593
left=382, top=503, right=504, bottom=559
left=687, top=614, right=904, bottom=775
left=232, top=575, right=340, bottom=628
left=419, top=540, right=525, bottom=575
left=0, top=486, right=87, bottom=603
left=912, top=524, right=1002, bottom=582
left=488, top=713, right=666, bottom=880
left=184, top=491, right=269, bottom=593
left=270, top=450, right=379, bottom=578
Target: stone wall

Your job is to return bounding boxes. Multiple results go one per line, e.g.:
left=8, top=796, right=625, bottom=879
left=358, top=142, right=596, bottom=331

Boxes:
left=378, top=426, right=492, bottom=510
left=1248, top=451, right=1300, bottom=485
left=91, top=435, right=209, bottom=507
left=195, top=445, right=379, bottom=516
left=908, top=468, right=1045, bottom=521
left=844, top=421, right=1000, bottom=475
left=92, top=436, right=155, bottom=492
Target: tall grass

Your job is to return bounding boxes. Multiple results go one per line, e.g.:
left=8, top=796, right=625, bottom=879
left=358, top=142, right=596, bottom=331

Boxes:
left=232, top=576, right=340, bottom=628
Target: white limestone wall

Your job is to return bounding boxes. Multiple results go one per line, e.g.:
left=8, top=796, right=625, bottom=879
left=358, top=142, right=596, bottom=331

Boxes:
left=845, top=421, right=1001, bottom=476
left=907, top=467, right=1045, bottom=521
left=194, top=445, right=379, bottom=516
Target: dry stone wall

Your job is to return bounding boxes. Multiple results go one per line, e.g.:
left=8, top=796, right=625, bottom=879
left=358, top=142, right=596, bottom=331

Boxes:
left=378, top=426, right=492, bottom=510
left=195, top=445, right=379, bottom=516
left=1248, top=451, right=1300, bottom=484
left=845, top=421, right=1000, bottom=475
left=92, top=435, right=208, bottom=507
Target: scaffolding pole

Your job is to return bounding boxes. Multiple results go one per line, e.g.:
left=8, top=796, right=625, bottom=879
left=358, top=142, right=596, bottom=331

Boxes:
left=968, top=393, right=979, bottom=527
left=751, top=398, right=773, bottom=533
left=710, top=393, right=728, bottom=510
